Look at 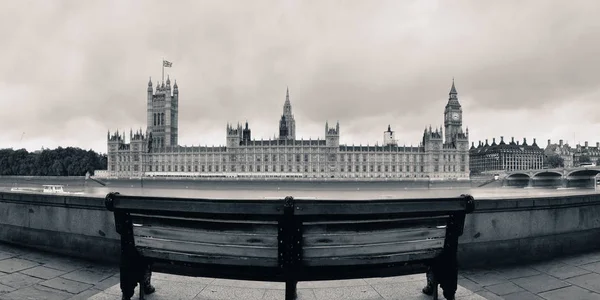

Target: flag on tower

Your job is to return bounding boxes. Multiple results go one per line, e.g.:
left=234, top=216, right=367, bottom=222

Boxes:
left=163, top=60, right=173, bottom=67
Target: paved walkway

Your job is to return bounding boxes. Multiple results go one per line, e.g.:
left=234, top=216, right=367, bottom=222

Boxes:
left=0, top=242, right=598, bottom=299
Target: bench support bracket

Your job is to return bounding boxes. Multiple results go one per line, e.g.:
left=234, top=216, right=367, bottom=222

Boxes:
left=279, top=196, right=302, bottom=300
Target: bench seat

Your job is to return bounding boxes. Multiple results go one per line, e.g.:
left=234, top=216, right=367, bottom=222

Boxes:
left=106, top=193, right=474, bottom=300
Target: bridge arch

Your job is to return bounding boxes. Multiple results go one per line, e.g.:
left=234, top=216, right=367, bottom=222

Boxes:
left=532, top=171, right=563, bottom=178
left=506, top=173, right=530, bottom=179
left=567, top=169, right=600, bottom=177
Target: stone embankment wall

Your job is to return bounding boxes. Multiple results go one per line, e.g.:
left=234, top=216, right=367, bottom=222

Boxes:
left=0, top=191, right=598, bottom=268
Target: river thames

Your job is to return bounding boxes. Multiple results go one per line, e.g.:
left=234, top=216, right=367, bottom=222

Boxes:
left=1, top=178, right=598, bottom=200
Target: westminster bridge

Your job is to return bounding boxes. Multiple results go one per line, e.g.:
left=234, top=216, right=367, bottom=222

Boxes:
left=500, top=166, right=600, bottom=188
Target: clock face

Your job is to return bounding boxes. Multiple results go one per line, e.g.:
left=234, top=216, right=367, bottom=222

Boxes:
left=452, top=112, right=459, bottom=120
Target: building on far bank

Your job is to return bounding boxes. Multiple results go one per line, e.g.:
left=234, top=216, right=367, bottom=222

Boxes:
left=544, top=139, right=574, bottom=168
left=106, top=77, right=470, bottom=179
left=469, top=137, right=544, bottom=173
left=574, top=142, right=600, bottom=166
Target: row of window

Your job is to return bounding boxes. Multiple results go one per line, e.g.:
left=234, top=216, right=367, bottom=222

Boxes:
left=114, top=164, right=466, bottom=173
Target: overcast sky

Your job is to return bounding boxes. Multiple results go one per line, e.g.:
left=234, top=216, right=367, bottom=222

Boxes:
left=1, top=0, right=599, bottom=153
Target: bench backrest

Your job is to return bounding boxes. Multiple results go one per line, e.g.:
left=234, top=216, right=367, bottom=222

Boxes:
left=106, top=193, right=474, bottom=281
left=105, top=193, right=283, bottom=272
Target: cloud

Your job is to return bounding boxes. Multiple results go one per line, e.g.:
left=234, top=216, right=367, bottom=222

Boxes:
left=0, top=0, right=599, bottom=153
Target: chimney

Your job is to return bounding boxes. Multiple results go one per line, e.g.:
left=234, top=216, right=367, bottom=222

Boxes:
left=585, top=141, right=589, bottom=148
left=559, top=140, right=563, bottom=146
left=597, top=142, right=599, bottom=148
left=511, top=137, right=515, bottom=143
left=500, top=136, right=504, bottom=143
left=548, top=139, right=551, bottom=145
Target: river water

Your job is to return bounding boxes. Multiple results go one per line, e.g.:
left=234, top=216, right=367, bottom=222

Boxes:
left=1, top=179, right=597, bottom=200
left=87, top=186, right=600, bottom=200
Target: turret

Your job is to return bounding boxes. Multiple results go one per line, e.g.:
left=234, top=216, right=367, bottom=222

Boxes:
left=325, top=120, right=339, bottom=147
left=147, top=77, right=153, bottom=92
left=242, top=121, right=251, bottom=142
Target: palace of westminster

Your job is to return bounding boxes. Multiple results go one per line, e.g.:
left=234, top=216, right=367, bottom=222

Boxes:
left=106, top=77, right=471, bottom=179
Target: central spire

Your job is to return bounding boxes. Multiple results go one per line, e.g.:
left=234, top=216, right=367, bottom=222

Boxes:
left=283, top=87, right=292, bottom=116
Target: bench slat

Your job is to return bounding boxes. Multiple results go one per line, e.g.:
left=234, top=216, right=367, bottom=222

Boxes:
left=134, top=226, right=278, bottom=247
left=113, top=195, right=282, bottom=216
left=302, top=250, right=441, bottom=267
left=131, top=214, right=278, bottom=234
left=302, top=216, right=447, bottom=234
left=139, top=248, right=279, bottom=268
left=303, top=238, right=444, bottom=258
left=303, top=227, right=446, bottom=246
left=295, top=198, right=467, bottom=216
left=135, top=236, right=278, bottom=259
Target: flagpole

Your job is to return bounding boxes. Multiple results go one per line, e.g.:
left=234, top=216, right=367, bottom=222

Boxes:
left=162, top=58, right=164, bottom=83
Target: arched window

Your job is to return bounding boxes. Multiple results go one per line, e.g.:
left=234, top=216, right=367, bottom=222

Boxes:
left=161, top=113, right=165, bottom=126
left=153, top=113, right=157, bottom=126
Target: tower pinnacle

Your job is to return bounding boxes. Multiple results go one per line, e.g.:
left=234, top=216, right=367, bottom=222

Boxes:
left=450, top=78, right=457, bottom=96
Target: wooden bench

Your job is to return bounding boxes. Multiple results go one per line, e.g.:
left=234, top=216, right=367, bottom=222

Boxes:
left=105, top=192, right=474, bottom=300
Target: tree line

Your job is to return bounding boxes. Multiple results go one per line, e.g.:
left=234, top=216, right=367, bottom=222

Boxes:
left=0, top=147, right=107, bottom=176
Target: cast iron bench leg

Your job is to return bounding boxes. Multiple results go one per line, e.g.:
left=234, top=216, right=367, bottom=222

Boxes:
left=285, top=280, right=297, bottom=300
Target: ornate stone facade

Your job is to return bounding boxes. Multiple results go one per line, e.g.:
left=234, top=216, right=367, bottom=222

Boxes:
left=469, top=137, right=544, bottom=173
left=107, top=79, right=470, bottom=179
left=574, top=142, right=600, bottom=166
left=545, top=139, right=574, bottom=168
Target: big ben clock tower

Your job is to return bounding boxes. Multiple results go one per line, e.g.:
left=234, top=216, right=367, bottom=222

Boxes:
left=444, top=79, right=463, bottom=145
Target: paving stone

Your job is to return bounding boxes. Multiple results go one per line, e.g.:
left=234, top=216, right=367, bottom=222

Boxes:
left=539, top=285, right=600, bottom=300
left=0, top=252, right=16, bottom=261
left=371, top=280, right=426, bottom=299
left=462, top=271, right=505, bottom=287
left=0, top=284, right=74, bottom=300
left=581, top=261, right=600, bottom=274
left=560, top=252, right=600, bottom=266
left=494, top=266, right=541, bottom=279
left=211, top=278, right=284, bottom=289
left=298, top=278, right=369, bottom=289
left=195, top=284, right=264, bottom=300
left=566, top=272, right=600, bottom=293
left=534, top=262, right=591, bottom=279
left=0, top=258, right=39, bottom=273
left=20, top=265, right=67, bottom=280
left=42, top=258, right=90, bottom=273
left=474, top=290, right=504, bottom=300
left=263, top=289, right=317, bottom=300
left=458, top=277, right=483, bottom=292
left=39, top=277, right=93, bottom=294
left=456, top=294, right=488, bottom=300
left=312, top=285, right=383, bottom=300
left=0, top=273, right=42, bottom=289
left=153, top=272, right=214, bottom=284
left=20, top=252, right=62, bottom=264
left=66, top=288, right=104, bottom=300
left=87, top=291, right=121, bottom=300
left=501, top=291, right=545, bottom=300
left=0, top=283, right=15, bottom=294
left=92, top=275, right=120, bottom=290
left=484, top=282, right=524, bottom=296
left=60, top=268, right=114, bottom=285
left=363, top=274, right=424, bottom=285
left=511, top=274, right=570, bottom=294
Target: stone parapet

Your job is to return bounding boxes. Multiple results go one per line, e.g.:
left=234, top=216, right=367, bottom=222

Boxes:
left=0, top=191, right=599, bottom=268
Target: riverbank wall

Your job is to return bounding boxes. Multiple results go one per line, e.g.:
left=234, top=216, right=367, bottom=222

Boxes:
left=0, top=191, right=598, bottom=269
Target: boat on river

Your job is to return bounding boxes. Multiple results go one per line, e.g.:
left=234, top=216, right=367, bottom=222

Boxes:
left=10, top=185, right=84, bottom=195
